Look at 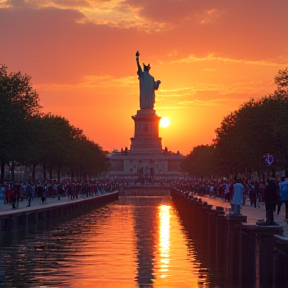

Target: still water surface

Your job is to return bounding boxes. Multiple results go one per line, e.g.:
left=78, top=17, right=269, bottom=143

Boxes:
left=0, top=196, right=211, bottom=288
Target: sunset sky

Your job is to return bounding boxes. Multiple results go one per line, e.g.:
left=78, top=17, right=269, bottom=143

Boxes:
left=1, top=0, right=288, bottom=155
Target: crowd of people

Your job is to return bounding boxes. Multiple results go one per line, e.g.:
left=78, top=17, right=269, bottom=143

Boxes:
left=173, top=177, right=288, bottom=225
left=0, top=180, right=119, bottom=209
left=1, top=177, right=287, bottom=225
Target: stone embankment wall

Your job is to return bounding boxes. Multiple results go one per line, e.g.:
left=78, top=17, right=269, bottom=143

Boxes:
left=171, top=188, right=288, bottom=288
left=0, top=191, right=119, bottom=233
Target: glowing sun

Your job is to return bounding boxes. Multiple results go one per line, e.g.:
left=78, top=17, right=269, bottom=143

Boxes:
left=159, top=117, right=170, bottom=128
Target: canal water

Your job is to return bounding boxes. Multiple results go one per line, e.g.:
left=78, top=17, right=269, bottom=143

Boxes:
left=0, top=196, right=213, bottom=288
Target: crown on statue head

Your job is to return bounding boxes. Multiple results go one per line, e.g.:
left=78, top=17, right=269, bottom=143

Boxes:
left=143, top=63, right=151, bottom=71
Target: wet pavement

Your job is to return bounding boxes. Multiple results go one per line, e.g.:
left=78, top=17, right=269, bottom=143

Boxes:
left=0, top=194, right=108, bottom=216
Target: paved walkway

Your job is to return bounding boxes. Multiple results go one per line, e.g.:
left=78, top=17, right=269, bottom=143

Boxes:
left=0, top=194, right=109, bottom=216
left=197, top=195, right=288, bottom=237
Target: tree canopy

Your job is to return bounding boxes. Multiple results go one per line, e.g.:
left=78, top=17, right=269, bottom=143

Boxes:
left=181, top=145, right=221, bottom=178
left=0, top=65, right=108, bottom=182
left=182, top=67, right=288, bottom=179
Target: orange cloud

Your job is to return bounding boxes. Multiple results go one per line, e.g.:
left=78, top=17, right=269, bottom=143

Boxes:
left=172, top=54, right=288, bottom=67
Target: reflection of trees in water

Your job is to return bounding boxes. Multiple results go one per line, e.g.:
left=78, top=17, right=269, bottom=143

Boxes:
left=0, top=205, right=112, bottom=287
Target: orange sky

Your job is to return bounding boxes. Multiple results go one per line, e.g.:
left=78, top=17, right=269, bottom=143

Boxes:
left=1, top=0, right=288, bottom=155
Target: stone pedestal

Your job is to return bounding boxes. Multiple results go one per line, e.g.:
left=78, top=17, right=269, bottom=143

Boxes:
left=108, top=108, right=184, bottom=180
left=130, top=109, right=162, bottom=154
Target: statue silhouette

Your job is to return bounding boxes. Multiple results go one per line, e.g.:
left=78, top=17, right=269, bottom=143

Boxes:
left=136, top=51, right=161, bottom=109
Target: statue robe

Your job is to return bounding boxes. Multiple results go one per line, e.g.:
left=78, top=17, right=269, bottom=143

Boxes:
left=137, top=69, right=158, bottom=109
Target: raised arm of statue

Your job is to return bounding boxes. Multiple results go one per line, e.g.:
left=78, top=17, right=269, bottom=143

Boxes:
left=136, top=52, right=142, bottom=75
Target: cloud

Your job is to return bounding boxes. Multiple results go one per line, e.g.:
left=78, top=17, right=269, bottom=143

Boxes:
left=155, top=78, right=275, bottom=111
left=171, top=54, right=288, bottom=67
left=35, top=74, right=136, bottom=91
left=1, top=0, right=287, bottom=96
left=0, top=0, right=235, bottom=32
left=3, top=0, right=91, bottom=9
left=125, top=0, right=225, bottom=24
left=7, top=0, right=23, bottom=5
left=200, top=68, right=216, bottom=72
left=0, top=4, right=147, bottom=83
left=196, top=8, right=224, bottom=25
left=37, top=72, right=269, bottom=111
left=43, top=0, right=91, bottom=8
left=2, top=0, right=28, bottom=8
left=1, top=0, right=168, bottom=31
left=2, top=0, right=288, bottom=36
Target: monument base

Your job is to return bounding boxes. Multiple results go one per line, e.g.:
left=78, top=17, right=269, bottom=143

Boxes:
left=108, top=107, right=184, bottom=180
left=130, top=108, right=162, bottom=154
left=108, top=150, right=184, bottom=180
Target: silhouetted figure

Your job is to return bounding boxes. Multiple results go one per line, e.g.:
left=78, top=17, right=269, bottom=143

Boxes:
left=278, top=176, right=288, bottom=220
left=25, top=183, right=33, bottom=207
left=136, top=51, right=161, bottom=109
left=264, top=178, right=278, bottom=225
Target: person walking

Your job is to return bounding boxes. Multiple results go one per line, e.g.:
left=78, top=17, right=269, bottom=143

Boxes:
left=10, top=185, right=16, bottom=209
left=25, top=182, right=33, bottom=207
left=224, top=181, right=230, bottom=202
left=14, top=183, right=20, bottom=208
left=232, top=178, right=244, bottom=215
left=255, top=181, right=261, bottom=208
left=249, top=182, right=256, bottom=208
left=278, top=176, right=288, bottom=221
left=264, top=178, right=278, bottom=225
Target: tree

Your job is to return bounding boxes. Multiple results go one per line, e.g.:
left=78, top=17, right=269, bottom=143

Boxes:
left=181, top=145, right=221, bottom=177
left=68, top=135, right=109, bottom=181
left=182, top=67, right=288, bottom=179
left=0, top=64, right=109, bottom=182
left=22, top=115, right=51, bottom=182
left=275, top=67, right=288, bottom=92
left=39, top=114, right=82, bottom=182
left=0, top=65, right=41, bottom=181
left=264, top=93, right=288, bottom=177
left=214, top=94, right=288, bottom=179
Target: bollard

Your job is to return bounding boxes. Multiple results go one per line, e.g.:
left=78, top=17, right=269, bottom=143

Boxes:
left=240, top=224, right=283, bottom=287
left=256, top=226, right=283, bottom=288
left=207, top=209, right=225, bottom=280
left=273, top=235, right=288, bottom=288
left=225, top=215, right=247, bottom=285
left=171, top=188, right=287, bottom=288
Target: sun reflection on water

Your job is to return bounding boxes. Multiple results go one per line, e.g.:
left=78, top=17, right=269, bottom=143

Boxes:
left=158, top=205, right=171, bottom=278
